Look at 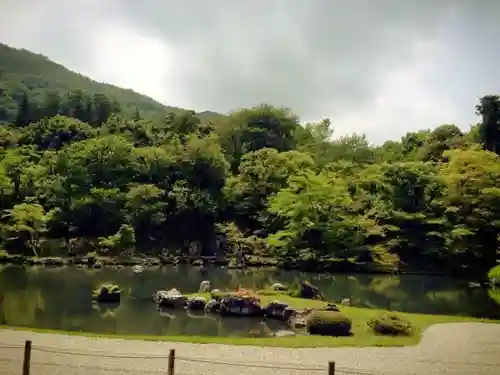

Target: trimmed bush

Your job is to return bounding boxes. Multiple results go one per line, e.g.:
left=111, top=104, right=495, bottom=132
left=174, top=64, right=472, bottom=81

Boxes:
left=488, top=264, right=500, bottom=286
left=368, top=313, right=413, bottom=336
left=306, top=310, right=352, bottom=336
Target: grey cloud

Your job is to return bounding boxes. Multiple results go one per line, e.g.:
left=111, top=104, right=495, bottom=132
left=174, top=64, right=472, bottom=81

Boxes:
left=109, top=0, right=467, bottom=119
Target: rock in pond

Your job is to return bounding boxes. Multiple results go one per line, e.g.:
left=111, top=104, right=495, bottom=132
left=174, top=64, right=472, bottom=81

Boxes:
left=288, top=308, right=314, bottom=328
left=92, top=284, right=121, bottom=303
left=265, top=301, right=290, bottom=320
left=154, top=289, right=187, bottom=308
left=187, top=296, right=207, bottom=310
left=205, top=299, right=221, bottom=313
left=132, top=265, right=144, bottom=273
left=220, top=295, right=263, bottom=317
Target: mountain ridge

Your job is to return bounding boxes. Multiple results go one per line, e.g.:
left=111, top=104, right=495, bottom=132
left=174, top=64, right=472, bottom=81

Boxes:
left=0, top=42, right=223, bottom=122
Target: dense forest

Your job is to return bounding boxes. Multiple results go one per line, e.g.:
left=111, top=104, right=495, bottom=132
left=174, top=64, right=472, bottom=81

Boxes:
left=0, top=43, right=499, bottom=278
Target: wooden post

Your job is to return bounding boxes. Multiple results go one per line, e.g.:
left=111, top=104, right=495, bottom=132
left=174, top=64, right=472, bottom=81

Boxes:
left=328, top=361, right=335, bottom=375
left=167, top=349, right=175, bottom=375
left=22, top=340, right=32, bottom=375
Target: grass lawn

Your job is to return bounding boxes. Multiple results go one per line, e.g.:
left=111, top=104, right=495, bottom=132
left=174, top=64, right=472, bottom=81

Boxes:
left=1, top=291, right=498, bottom=348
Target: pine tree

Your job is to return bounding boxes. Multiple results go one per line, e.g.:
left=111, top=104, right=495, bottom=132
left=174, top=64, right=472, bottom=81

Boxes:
left=15, top=92, right=31, bottom=126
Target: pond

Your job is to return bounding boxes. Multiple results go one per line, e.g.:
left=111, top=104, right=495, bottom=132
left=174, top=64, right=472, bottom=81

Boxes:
left=0, top=265, right=499, bottom=337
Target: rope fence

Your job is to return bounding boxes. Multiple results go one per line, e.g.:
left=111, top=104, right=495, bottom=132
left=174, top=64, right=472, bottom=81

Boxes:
left=0, top=340, right=383, bottom=375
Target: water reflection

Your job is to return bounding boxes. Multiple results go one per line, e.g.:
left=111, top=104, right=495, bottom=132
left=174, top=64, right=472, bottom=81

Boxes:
left=0, top=265, right=498, bottom=337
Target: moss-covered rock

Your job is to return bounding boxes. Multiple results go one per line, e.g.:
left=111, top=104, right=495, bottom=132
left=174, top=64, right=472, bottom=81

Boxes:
left=92, top=284, right=121, bottom=303
left=306, top=310, right=352, bottom=336
left=368, top=313, right=413, bottom=336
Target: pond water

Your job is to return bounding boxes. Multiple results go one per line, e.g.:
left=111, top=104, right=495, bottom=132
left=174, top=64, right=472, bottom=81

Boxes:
left=0, top=265, right=499, bottom=337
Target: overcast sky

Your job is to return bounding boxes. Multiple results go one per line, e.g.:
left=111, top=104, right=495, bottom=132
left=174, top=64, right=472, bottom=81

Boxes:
left=1, top=0, right=499, bottom=143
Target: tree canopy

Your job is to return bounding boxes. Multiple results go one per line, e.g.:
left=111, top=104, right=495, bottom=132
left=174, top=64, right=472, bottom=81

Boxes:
left=0, top=43, right=499, bottom=278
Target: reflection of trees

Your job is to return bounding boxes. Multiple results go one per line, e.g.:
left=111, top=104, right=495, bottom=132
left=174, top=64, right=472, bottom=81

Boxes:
left=2, top=288, right=45, bottom=326
left=219, top=317, right=278, bottom=337
left=92, top=302, right=121, bottom=319
left=488, top=289, right=500, bottom=305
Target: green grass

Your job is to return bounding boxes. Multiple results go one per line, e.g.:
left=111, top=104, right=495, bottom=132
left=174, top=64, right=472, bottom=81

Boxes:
left=1, top=292, right=498, bottom=348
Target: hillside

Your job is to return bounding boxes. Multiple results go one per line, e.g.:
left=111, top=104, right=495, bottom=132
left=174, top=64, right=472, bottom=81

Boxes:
left=0, top=43, right=221, bottom=122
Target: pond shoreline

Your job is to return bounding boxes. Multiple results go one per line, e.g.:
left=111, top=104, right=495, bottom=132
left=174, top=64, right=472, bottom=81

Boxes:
left=1, top=314, right=499, bottom=348
left=0, top=253, right=489, bottom=281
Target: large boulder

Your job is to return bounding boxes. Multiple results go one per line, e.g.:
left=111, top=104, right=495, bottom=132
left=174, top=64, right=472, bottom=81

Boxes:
left=299, top=281, right=325, bottom=300
left=92, top=284, right=121, bottom=303
left=264, top=301, right=289, bottom=320
left=154, top=289, right=187, bottom=308
left=219, top=295, right=263, bottom=317
left=187, top=296, right=207, bottom=310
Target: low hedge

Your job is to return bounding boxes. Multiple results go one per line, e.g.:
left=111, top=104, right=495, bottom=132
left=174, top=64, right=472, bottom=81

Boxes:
left=306, top=310, right=352, bottom=336
left=368, top=313, right=413, bottom=336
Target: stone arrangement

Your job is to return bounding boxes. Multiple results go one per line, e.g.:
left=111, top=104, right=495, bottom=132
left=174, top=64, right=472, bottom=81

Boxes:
left=151, top=281, right=341, bottom=335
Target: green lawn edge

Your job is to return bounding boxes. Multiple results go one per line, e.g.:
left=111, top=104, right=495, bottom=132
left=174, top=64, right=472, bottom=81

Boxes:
left=1, top=293, right=498, bottom=348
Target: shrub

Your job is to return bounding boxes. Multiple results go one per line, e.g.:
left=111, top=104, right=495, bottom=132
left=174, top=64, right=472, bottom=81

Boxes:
left=488, top=264, right=500, bottom=286
left=306, top=310, right=352, bottom=336
left=368, top=313, right=413, bottom=336
left=92, top=283, right=121, bottom=303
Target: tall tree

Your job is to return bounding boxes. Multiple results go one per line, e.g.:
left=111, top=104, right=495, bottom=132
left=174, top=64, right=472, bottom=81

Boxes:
left=15, top=92, right=32, bottom=126
left=476, top=95, right=500, bottom=154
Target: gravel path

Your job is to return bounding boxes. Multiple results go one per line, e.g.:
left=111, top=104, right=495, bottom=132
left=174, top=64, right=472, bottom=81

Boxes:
left=1, top=323, right=499, bottom=375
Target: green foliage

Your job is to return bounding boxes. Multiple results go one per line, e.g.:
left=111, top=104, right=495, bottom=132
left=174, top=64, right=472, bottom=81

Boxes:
left=306, top=310, right=352, bottom=336
left=99, top=224, right=136, bottom=255
left=92, top=283, right=121, bottom=303
left=367, top=313, right=413, bottom=336
left=488, top=265, right=500, bottom=285
left=0, top=42, right=498, bottom=278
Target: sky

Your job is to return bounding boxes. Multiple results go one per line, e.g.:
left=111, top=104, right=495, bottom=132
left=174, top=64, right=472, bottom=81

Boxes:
left=1, top=0, right=499, bottom=144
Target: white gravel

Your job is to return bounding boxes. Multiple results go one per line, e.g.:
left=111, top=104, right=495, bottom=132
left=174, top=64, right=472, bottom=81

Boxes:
left=1, top=323, right=499, bottom=375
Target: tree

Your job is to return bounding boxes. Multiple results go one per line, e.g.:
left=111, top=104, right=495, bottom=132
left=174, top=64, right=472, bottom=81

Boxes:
left=418, top=124, right=464, bottom=162
left=15, top=92, right=32, bottom=126
left=99, top=224, right=136, bottom=255
left=437, top=148, right=500, bottom=272
left=218, top=104, right=300, bottom=170
left=476, top=95, right=500, bottom=154
left=267, top=171, right=378, bottom=260
left=1, top=203, right=53, bottom=256
left=224, top=148, right=315, bottom=231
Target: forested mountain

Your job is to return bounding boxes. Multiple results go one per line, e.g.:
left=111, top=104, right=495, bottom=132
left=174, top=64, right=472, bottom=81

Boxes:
left=0, top=43, right=221, bottom=122
left=0, top=43, right=499, bottom=279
